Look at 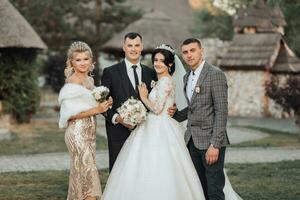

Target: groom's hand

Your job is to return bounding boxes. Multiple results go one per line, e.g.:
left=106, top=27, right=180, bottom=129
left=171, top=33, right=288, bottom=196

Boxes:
left=167, top=103, right=177, bottom=117
left=205, top=145, right=219, bottom=165
left=116, top=115, right=134, bottom=130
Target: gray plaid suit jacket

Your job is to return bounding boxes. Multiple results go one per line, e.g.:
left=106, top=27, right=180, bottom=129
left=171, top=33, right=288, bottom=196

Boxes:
left=174, top=61, right=230, bottom=150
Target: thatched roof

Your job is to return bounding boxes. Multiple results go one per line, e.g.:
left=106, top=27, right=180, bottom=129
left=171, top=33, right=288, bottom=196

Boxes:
left=234, top=0, right=287, bottom=32
left=125, top=0, right=193, bottom=25
left=0, top=0, right=47, bottom=49
left=272, top=44, right=300, bottom=73
left=219, top=33, right=300, bottom=73
left=102, top=0, right=194, bottom=55
left=102, top=11, right=192, bottom=56
left=201, top=38, right=229, bottom=65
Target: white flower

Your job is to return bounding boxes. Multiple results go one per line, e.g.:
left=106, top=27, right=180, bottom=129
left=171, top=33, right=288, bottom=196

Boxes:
left=151, top=80, right=157, bottom=88
left=195, top=86, right=200, bottom=94
left=92, top=86, right=110, bottom=102
left=117, top=97, right=147, bottom=127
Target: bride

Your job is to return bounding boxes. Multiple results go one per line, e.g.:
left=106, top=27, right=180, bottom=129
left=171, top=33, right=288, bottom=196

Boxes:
left=102, top=44, right=242, bottom=200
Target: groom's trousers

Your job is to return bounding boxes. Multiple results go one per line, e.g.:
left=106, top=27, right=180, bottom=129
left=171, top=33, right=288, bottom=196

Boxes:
left=187, top=138, right=226, bottom=200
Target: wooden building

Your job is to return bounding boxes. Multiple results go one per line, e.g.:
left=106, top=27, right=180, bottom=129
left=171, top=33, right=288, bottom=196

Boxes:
left=219, top=0, right=300, bottom=117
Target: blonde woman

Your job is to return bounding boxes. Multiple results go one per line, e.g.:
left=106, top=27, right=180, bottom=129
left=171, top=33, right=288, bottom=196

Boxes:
left=58, top=41, right=112, bottom=200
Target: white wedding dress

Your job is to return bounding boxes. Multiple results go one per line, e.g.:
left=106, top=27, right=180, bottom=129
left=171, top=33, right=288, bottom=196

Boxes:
left=102, top=76, right=242, bottom=200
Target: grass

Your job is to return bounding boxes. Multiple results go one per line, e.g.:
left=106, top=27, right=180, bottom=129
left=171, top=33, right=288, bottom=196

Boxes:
left=226, top=160, right=300, bottom=200
left=0, top=161, right=299, bottom=200
left=0, top=120, right=107, bottom=155
left=231, top=126, right=300, bottom=148
left=0, top=169, right=109, bottom=200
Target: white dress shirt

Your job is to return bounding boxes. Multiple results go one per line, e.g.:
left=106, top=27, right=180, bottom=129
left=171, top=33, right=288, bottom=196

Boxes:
left=112, top=58, right=142, bottom=124
left=124, top=58, right=142, bottom=89
left=186, top=60, right=205, bottom=101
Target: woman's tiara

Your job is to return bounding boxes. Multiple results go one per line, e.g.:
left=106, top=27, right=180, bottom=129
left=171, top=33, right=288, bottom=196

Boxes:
left=155, top=44, right=175, bottom=55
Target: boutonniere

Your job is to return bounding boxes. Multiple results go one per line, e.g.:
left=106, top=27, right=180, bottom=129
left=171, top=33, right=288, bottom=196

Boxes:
left=150, top=80, right=157, bottom=88
left=195, top=86, right=201, bottom=94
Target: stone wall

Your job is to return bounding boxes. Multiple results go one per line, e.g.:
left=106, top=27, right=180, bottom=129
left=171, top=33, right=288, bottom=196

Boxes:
left=224, top=70, right=286, bottom=118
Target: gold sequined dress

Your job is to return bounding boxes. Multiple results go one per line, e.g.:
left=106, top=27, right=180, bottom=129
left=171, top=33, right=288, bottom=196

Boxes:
left=59, top=83, right=102, bottom=200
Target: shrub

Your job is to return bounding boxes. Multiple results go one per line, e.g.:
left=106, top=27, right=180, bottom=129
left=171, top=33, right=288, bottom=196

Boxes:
left=43, top=53, right=66, bottom=93
left=0, top=49, right=40, bottom=123
left=266, top=75, right=300, bottom=139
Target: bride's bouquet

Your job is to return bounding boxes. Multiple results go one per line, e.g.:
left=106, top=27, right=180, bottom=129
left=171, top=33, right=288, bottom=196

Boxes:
left=92, top=86, right=110, bottom=103
left=117, top=97, right=147, bottom=127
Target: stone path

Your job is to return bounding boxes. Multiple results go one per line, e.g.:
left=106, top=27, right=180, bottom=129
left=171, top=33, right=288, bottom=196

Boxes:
left=0, top=125, right=299, bottom=173
left=1, top=147, right=300, bottom=173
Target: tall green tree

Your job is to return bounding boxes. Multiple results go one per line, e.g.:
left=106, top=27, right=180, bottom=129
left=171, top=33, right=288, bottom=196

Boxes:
left=193, top=9, right=233, bottom=41
left=11, top=0, right=141, bottom=86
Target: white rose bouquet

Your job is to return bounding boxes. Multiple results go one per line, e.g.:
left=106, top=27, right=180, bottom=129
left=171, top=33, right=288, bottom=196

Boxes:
left=117, top=97, right=147, bottom=127
left=92, top=86, right=110, bottom=103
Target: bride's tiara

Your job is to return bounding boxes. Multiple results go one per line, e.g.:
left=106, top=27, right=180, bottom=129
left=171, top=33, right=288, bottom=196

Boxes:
left=155, top=44, right=175, bottom=55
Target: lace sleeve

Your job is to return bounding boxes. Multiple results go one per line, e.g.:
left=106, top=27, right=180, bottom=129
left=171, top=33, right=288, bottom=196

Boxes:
left=146, top=77, right=173, bottom=115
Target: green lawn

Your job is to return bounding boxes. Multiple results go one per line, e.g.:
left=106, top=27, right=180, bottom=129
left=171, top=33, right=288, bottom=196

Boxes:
left=0, top=161, right=299, bottom=200
left=0, top=170, right=109, bottom=200
left=226, top=161, right=300, bottom=200
left=231, top=126, right=300, bottom=148
left=0, top=121, right=107, bottom=155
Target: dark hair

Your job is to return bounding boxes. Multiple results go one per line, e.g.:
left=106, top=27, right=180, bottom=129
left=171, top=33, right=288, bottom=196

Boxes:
left=124, top=32, right=142, bottom=41
left=151, top=46, right=175, bottom=75
left=181, top=38, right=202, bottom=48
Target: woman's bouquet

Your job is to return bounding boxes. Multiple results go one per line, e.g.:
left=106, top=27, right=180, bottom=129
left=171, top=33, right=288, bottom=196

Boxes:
left=117, top=97, right=147, bottom=127
left=92, top=86, right=110, bottom=103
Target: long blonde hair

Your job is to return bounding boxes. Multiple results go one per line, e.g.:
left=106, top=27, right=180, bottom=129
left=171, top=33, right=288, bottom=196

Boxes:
left=64, top=41, right=95, bottom=78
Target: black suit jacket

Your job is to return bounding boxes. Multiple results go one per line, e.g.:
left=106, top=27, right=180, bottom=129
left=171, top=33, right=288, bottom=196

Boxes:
left=101, top=60, right=157, bottom=141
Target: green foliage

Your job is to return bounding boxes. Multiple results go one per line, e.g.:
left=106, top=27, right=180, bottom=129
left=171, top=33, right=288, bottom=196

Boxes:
left=192, top=9, right=234, bottom=40
left=266, top=75, right=300, bottom=115
left=216, top=0, right=252, bottom=11
left=268, top=0, right=300, bottom=57
left=266, top=75, right=300, bottom=138
left=0, top=49, right=40, bottom=123
left=10, top=0, right=142, bottom=86
left=43, top=53, right=66, bottom=93
left=10, top=0, right=140, bottom=52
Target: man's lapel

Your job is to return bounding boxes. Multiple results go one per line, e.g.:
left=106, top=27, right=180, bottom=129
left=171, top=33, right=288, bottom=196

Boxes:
left=183, top=71, right=191, bottom=105
left=190, top=61, right=209, bottom=104
left=117, top=60, right=134, bottom=98
left=141, top=65, right=149, bottom=89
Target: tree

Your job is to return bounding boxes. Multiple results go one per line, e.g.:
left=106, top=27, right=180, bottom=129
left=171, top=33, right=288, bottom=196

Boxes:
left=192, top=9, right=233, bottom=41
left=268, top=0, right=300, bottom=57
left=216, top=0, right=252, bottom=11
left=11, top=0, right=141, bottom=87
left=266, top=75, right=300, bottom=139
left=0, top=49, right=40, bottom=123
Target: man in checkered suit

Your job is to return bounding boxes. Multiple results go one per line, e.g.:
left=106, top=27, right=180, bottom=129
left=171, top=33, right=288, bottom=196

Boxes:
left=172, top=38, right=230, bottom=200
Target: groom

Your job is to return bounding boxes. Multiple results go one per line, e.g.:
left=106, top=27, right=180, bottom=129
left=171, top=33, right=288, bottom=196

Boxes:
left=101, top=32, right=156, bottom=171
left=171, top=38, right=229, bottom=200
